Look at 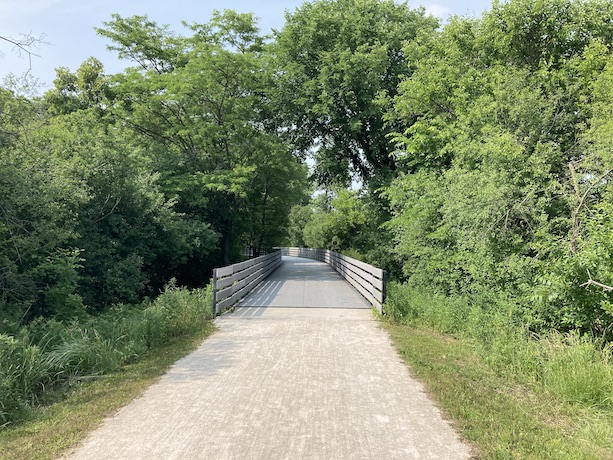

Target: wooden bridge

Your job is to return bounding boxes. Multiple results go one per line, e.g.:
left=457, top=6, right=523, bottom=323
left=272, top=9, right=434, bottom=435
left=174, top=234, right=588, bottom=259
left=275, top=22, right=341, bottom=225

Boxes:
left=212, top=248, right=386, bottom=316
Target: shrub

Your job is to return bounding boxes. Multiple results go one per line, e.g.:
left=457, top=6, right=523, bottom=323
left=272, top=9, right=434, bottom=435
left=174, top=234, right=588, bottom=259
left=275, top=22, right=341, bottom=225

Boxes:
left=139, top=283, right=213, bottom=349
left=384, top=282, right=420, bottom=324
left=384, top=282, right=472, bottom=334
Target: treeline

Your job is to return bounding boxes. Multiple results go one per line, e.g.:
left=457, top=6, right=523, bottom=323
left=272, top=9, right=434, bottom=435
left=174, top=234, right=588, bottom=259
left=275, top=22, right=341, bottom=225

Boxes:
left=0, top=11, right=309, bottom=326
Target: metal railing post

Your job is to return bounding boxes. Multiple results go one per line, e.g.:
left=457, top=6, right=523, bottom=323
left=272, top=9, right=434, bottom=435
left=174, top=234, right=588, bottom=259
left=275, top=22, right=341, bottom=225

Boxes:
left=212, top=269, right=218, bottom=317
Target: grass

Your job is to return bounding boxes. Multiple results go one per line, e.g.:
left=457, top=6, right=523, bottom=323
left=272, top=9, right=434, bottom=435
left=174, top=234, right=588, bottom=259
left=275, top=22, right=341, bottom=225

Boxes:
left=0, top=284, right=214, bottom=427
left=0, top=324, right=215, bottom=460
left=382, top=322, right=613, bottom=460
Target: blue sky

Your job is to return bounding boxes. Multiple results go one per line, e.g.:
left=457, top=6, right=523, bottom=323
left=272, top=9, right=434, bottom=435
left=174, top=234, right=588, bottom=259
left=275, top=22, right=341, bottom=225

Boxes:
left=1, top=0, right=493, bottom=90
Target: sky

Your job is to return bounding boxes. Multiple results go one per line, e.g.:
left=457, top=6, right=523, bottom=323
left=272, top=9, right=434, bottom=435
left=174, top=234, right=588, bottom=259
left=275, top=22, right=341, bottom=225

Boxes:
left=0, top=0, right=493, bottom=91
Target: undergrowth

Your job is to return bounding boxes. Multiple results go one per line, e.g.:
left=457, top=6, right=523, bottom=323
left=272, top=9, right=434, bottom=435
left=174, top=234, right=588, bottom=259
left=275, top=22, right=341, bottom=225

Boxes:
left=0, top=282, right=213, bottom=427
left=384, top=281, right=613, bottom=409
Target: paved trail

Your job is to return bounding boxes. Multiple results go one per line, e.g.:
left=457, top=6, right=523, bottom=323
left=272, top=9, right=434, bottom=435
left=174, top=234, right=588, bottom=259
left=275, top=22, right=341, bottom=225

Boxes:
left=64, top=257, right=473, bottom=460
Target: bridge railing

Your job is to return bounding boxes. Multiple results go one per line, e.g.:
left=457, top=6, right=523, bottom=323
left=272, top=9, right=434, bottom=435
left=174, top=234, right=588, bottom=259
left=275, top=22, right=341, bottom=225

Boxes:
left=280, top=247, right=386, bottom=314
left=212, top=251, right=282, bottom=316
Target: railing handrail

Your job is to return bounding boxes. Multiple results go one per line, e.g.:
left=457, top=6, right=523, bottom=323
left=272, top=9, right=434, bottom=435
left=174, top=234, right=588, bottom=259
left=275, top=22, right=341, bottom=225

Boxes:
left=212, top=250, right=282, bottom=315
left=279, top=247, right=386, bottom=314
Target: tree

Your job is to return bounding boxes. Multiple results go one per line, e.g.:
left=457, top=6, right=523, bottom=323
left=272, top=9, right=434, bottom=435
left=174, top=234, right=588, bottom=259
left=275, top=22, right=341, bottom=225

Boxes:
left=98, top=11, right=309, bottom=265
left=44, top=57, right=112, bottom=115
left=0, top=88, right=86, bottom=322
left=386, top=0, right=613, bottom=334
left=43, top=59, right=221, bottom=306
left=271, top=0, right=438, bottom=187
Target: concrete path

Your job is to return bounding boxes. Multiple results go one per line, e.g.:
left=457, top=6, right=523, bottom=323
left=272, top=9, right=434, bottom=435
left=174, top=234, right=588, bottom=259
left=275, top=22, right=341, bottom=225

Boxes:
left=64, top=257, right=473, bottom=460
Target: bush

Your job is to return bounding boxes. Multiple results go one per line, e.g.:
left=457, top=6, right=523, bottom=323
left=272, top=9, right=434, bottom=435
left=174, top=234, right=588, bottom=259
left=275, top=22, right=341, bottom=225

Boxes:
left=384, top=282, right=473, bottom=334
left=383, top=281, right=420, bottom=324
left=139, top=283, right=213, bottom=349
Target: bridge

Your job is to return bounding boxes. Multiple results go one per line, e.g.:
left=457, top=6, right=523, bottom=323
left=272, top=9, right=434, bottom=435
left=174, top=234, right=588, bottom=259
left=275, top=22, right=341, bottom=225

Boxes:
left=212, top=248, right=386, bottom=316
left=66, top=249, right=472, bottom=460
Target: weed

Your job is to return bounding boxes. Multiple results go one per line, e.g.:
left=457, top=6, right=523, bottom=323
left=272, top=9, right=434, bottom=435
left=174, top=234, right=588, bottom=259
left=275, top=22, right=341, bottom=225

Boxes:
left=0, top=284, right=213, bottom=427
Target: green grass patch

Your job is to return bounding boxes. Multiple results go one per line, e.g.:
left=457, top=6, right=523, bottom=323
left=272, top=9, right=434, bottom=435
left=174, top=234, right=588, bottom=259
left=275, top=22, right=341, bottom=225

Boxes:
left=382, top=323, right=613, bottom=460
left=0, top=324, right=215, bottom=460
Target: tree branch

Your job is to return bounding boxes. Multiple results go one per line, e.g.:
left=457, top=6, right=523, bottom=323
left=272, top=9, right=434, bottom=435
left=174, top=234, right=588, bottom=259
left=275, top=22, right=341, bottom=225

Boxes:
left=0, top=33, right=46, bottom=73
left=580, top=269, right=613, bottom=292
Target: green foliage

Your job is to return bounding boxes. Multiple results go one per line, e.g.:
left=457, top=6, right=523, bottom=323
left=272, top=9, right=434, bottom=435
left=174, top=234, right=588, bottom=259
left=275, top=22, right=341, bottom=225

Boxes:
left=285, top=204, right=314, bottom=248
left=0, top=284, right=213, bottom=427
left=0, top=89, right=86, bottom=322
left=2, top=8, right=311, bottom=322
left=286, top=187, right=399, bottom=274
left=139, top=282, right=213, bottom=349
left=481, top=0, right=613, bottom=70
left=98, top=12, right=309, bottom=265
left=44, top=57, right=112, bottom=115
left=385, top=283, right=613, bottom=412
left=272, top=0, right=438, bottom=186
left=302, top=190, right=369, bottom=251
left=47, top=328, right=126, bottom=377
left=541, top=332, right=613, bottom=408
left=387, top=0, right=613, bottom=335
left=0, top=335, right=51, bottom=424
left=5, top=0, right=613, bottom=433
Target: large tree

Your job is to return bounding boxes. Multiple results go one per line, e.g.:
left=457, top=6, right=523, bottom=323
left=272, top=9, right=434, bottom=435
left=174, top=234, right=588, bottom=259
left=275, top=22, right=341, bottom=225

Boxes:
left=271, top=0, right=438, bottom=187
left=98, top=11, right=308, bottom=265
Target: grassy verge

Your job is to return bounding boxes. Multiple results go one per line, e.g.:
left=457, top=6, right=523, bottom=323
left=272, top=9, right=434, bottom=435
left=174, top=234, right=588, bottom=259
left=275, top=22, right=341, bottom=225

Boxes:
left=383, top=322, right=613, bottom=459
left=0, top=325, right=215, bottom=460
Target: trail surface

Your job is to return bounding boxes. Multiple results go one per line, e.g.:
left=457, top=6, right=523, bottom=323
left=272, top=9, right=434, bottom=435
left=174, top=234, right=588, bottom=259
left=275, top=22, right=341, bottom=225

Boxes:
left=64, top=257, right=472, bottom=459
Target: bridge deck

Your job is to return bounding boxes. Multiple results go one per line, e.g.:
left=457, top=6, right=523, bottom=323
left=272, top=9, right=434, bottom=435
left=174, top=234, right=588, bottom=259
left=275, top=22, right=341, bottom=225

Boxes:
left=65, top=256, right=472, bottom=460
left=238, top=256, right=371, bottom=309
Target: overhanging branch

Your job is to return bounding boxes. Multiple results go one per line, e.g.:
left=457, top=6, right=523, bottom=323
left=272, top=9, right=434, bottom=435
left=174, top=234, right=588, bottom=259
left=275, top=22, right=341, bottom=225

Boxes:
left=580, top=269, right=613, bottom=292
left=0, top=33, right=46, bottom=73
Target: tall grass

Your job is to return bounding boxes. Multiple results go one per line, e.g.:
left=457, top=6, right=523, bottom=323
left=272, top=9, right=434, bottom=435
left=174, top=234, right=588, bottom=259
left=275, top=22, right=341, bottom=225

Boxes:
left=0, top=283, right=213, bottom=427
left=541, top=332, right=613, bottom=408
left=0, top=335, right=51, bottom=425
left=385, top=281, right=613, bottom=408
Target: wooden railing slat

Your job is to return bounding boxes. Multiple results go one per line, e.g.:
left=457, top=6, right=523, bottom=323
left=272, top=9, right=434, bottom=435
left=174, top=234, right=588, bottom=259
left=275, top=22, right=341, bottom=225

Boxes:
left=212, top=251, right=282, bottom=315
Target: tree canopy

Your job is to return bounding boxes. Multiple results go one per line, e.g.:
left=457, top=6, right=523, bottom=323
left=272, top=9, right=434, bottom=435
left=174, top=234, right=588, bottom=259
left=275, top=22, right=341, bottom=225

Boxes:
left=271, top=0, right=438, bottom=187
